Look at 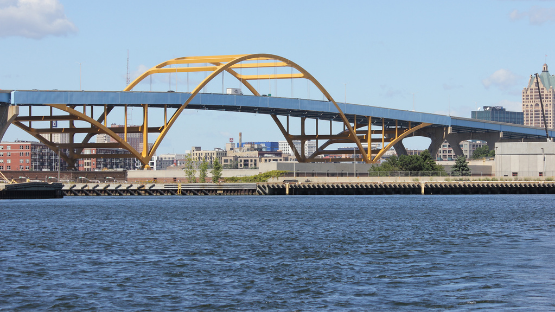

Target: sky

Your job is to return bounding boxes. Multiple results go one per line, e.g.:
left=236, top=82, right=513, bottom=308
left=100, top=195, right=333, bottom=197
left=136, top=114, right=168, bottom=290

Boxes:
left=2, top=0, right=555, bottom=154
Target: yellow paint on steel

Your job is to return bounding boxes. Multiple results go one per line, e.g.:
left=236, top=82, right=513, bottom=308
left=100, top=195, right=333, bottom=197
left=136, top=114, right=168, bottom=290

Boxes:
left=367, top=116, right=371, bottom=161
left=271, top=114, right=303, bottom=162
left=127, top=53, right=365, bottom=163
left=124, top=105, right=128, bottom=142
left=12, top=121, right=72, bottom=165
left=47, top=104, right=146, bottom=165
left=372, top=123, right=432, bottom=161
left=142, top=104, right=148, bottom=160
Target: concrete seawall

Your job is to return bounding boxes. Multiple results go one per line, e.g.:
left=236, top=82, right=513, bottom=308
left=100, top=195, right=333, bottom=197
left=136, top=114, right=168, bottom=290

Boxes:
left=56, top=181, right=555, bottom=196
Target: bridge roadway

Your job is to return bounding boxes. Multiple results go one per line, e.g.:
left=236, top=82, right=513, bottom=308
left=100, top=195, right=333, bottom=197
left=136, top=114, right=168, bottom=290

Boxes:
left=1, top=90, right=553, bottom=159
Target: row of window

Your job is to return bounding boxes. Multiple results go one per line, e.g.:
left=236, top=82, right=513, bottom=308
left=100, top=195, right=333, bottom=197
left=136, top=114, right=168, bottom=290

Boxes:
left=0, top=152, right=31, bottom=156
left=0, top=145, right=31, bottom=150
left=0, top=165, right=30, bottom=170
left=0, top=159, right=30, bottom=163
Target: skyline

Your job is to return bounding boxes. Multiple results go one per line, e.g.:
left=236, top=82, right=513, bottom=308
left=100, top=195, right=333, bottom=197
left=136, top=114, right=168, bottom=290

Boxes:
left=2, top=0, right=555, bottom=154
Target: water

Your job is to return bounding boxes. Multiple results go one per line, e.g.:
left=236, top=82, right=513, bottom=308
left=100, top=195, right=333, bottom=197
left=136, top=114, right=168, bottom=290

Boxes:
left=1, top=195, right=554, bottom=311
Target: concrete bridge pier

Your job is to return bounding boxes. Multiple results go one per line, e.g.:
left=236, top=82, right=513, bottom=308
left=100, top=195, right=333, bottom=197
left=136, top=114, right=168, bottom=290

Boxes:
left=445, top=132, right=467, bottom=157
left=0, top=104, right=18, bottom=142
left=393, top=140, right=408, bottom=156
left=412, top=126, right=448, bottom=158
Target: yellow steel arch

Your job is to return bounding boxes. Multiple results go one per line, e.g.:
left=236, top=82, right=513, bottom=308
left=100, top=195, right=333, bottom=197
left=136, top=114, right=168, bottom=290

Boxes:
left=125, top=53, right=367, bottom=165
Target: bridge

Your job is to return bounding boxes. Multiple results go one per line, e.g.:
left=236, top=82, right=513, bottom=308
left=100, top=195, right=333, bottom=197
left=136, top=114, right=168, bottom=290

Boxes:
left=1, top=53, right=552, bottom=169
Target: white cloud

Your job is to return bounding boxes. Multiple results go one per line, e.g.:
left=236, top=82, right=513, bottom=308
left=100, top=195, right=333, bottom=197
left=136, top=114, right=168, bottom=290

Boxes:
left=0, top=0, right=77, bottom=39
left=510, top=6, right=555, bottom=25
left=482, top=69, right=520, bottom=91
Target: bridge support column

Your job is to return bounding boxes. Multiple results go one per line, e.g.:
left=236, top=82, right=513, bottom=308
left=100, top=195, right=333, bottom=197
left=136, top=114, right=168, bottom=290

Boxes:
left=445, top=133, right=466, bottom=157
left=392, top=140, right=408, bottom=156
left=0, top=105, right=18, bottom=142
left=412, top=127, right=447, bottom=159
left=482, top=132, right=502, bottom=151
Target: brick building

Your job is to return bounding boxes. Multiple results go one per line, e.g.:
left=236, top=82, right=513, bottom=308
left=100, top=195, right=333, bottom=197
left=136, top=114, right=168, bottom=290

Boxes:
left=0, top=141, right=67, bottom=171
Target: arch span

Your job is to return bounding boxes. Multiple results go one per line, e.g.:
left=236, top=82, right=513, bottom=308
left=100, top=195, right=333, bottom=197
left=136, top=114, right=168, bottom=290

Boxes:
left=125, top=53, right=367, bottom=167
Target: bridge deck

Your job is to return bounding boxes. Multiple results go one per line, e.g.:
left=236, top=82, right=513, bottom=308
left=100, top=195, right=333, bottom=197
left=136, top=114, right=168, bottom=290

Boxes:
left=3, top=90, right=552, bottom=140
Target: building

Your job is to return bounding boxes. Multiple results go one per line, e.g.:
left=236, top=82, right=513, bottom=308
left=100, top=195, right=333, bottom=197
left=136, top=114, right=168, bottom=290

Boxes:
left=40, top=133, right=70, bottom=144
left=76, top=148, right=138, bottom=171
left=522, top=64, right=555, bottom=128
left=495, top=142, right=555, bottom=177
left=436, top=140, right=487, bottom=161
left=278, top=140, right=317, bottom=158
left=471, top=106, right=523, bottom=124
left=96, top=123, right=145, bottom=153
left=237, top=142, right=279, bottom=151
left=0, top=141, right=68, bottom=171
left=190, top=146, right=227, bottom=165
left=219, top=142, right=293, bottom=169
left=148, top=154, right=186, bottom=170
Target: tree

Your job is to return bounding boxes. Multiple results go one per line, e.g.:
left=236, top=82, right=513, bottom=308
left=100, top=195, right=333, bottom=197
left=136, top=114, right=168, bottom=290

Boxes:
left=199, top=158, right=208, bottom=183
left=184, top=154, right=196, bottom=183
left=472, top=145, right=495, bottom=159
left=451, top=155, right=471, bottom=176
left=369, top=150, right=445, bottom=173
left=211, top=157, right=223, bottom=183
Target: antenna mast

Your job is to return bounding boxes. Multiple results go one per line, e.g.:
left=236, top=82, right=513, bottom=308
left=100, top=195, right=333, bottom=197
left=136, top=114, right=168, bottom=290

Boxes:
left=126, top=50, right=130, bottom=86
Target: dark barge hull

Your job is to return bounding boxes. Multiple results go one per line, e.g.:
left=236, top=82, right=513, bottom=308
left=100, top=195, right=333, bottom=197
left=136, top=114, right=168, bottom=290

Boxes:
left=0, top=182, right=64, bottom=199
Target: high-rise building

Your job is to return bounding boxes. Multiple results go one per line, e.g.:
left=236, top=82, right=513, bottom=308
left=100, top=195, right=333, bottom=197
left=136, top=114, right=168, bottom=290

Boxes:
left=96, top=123, right=144, bottom=153
left=278, top=140, right=317, bottom=158
left=471, top=106, right=523, bottom=124
left=40, top=133, right=70, bottom=144
left=522, top=64, right=555, bottom=128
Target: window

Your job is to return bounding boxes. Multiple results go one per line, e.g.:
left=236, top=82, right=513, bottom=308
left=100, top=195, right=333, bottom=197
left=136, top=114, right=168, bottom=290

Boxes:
left=512, top=172, right=518, bottom=177
left=7, top=159, right=10, bottom=164
left=25, top=166, right=29, bottom=170
left=7, top=146, right=10, bottom=150
left=19, top=165, right=23, bottom=170
left=6, top=166, right=10, bottom=170
left=0, top=166, right=2, bottom=170
left=20, top=152, right=23, bottom=156
left=19, top=159, right=23, bottom=163
left=7, top=152, right=10, bottom=157
left=539, top=172, right=544, bottom=177
left=26, top=159, right=29, bottom=163
left=19, top=145, right=23, bottom=149
left=0, top=159, right=2, bottom=163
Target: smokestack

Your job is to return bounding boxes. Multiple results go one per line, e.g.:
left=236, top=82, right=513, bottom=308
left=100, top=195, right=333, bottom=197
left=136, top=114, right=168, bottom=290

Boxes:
left=239, top=132, right=242, bottom=150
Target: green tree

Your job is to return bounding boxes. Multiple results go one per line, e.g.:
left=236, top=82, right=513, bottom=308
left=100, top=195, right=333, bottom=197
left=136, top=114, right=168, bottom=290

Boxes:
left=472, top=145, right=495, bottom=159
left=369, top=149, right=445, bottom=173
left=211, top=157, right=223, bottom=183
left=199, top=158, right=208, bottom=183
left=184, top=154, right=196, bottom=183
left=451, top=155, right=471, bottom=176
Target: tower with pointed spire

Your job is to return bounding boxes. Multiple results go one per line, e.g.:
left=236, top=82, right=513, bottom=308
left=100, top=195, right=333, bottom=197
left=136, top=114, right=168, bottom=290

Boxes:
left=522, top=63, right=555, bottom=128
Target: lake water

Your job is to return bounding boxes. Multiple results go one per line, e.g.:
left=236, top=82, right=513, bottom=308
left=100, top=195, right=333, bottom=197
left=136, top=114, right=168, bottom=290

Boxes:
left=1, top=195, right=554, bottom=310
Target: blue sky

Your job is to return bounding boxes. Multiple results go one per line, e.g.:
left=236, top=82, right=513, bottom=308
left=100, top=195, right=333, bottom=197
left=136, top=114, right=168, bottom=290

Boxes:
left=2, top=0, right=555, bottom=153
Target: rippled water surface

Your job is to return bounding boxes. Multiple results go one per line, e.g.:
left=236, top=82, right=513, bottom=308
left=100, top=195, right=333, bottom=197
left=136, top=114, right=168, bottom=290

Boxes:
left=1, top=195, right=554, bottom=310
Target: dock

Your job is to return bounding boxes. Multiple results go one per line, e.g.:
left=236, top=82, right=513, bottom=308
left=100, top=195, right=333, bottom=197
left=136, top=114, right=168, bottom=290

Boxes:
left=52, top=181, right=555, bottom=196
